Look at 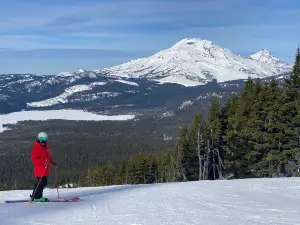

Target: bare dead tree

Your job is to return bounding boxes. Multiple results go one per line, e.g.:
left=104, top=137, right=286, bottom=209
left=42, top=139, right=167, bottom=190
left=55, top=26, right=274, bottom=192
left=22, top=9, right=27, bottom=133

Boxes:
left=212, top=139, right=216, bottom=180
left=170, top=154, right=176, bottom=182
left=170, top=149, right=186, bottom=182
left=216, top=147, right=225, bottom=179
left=209, top=147, right=225, bottom=180
left=197, top=122, right=204, bottom=181
left=203, top=139, right=211, bottom=180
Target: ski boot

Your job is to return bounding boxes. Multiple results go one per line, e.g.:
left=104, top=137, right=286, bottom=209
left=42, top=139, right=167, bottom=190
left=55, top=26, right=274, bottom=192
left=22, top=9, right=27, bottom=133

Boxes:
left=33, top=197, right=49, bottom=202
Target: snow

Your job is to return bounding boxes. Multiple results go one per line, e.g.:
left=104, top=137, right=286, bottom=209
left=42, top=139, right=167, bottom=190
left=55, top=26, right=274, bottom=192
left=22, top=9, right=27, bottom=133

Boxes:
left=90, top=82, right=106, bottom=86
left=77, top=68, right=86, bottom=73
left=56, top=69, right=98, bottom=79
left=197, top=92, right=227, bottom=100
left=157, top=75, right=205, bottom=87
left=71, top=92, right=121, bottom=102
left=27, top=82, right=119, bottom=107
left=0, top=109, right=135, bottom=133
left=178, top=100, right=193, bottom=110
left=0, top=94, right=10, bottom=101
left=104, top=38, right=293, bottom=86
left=115, top=79, right=139, bottom=86
left=25, top=81, right=42, bottom=90
left=1, top=178, right=300, bottom=224
left=6, top=78, right=35, bottom=84
left=161, top=111, right=174, bottom=118
left=56, top=72, right=74, bottom=77
left=249, top=49, right=289, bottom=65
left=27, top=85, right=92, bottom=107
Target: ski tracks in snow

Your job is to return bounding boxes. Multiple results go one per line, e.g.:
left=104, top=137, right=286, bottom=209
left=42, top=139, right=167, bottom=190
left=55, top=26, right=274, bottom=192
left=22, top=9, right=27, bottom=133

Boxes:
left=1, top=179, right=300, bottom=224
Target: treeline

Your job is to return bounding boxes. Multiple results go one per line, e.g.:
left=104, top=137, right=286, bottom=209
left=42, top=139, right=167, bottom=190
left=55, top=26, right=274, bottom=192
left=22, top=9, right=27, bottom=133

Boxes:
left=82, top=47, right=300, bottom=186
left=0, top=118, right=175, bottom=190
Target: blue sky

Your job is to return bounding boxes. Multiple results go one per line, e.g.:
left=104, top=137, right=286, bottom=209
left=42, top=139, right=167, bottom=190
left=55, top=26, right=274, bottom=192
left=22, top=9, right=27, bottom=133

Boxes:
left=0, top=0, right=299, bottom=75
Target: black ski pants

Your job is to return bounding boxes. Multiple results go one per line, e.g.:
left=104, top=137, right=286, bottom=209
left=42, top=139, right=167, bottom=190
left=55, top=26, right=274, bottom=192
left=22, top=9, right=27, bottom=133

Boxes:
left=31, top=176, right=47, bottom=199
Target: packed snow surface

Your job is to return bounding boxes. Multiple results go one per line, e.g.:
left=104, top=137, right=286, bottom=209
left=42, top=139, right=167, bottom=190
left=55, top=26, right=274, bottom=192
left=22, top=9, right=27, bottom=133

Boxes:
left=1, top=178, right=300, bottom=224
left=0, top=109, right=135, bottom=132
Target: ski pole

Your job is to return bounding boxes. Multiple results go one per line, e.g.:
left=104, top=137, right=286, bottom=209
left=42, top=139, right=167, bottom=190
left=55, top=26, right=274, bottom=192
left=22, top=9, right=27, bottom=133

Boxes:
left=54, top=166, right=60, bottom=199
left=29, top=165, right=47, bottom=203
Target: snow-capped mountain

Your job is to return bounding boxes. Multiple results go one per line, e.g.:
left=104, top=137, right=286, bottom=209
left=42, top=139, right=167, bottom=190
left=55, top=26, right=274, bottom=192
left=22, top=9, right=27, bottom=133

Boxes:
left=103, top=38, right=292, bottom=86
left=248, top=49, right=289, bottom=66
left=0, top=37, right=293, bottom=115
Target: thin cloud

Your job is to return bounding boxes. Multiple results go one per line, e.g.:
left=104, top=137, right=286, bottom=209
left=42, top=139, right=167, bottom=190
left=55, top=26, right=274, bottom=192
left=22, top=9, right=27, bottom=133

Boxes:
left=0, top=0, right=237, bottom=30
left=0, top=34, right=44, bottom=39
left=0, top=0, right=298, bottom=73
left=63, top=32, right=125, bottom=38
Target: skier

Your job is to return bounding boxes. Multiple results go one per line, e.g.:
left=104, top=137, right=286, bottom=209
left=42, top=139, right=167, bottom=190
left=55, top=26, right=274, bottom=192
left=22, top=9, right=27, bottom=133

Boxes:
left=30, top=132, right=57, bottom=202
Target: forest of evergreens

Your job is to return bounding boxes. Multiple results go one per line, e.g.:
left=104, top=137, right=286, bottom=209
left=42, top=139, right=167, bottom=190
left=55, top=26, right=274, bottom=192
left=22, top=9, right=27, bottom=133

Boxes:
left=82, top=47, right=300, bottom=187
left=0, top=118, right=176, bottom=190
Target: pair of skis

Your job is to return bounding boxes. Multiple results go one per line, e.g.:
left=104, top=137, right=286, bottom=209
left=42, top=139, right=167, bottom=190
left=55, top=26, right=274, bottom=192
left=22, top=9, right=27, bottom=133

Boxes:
left=4, top=196, right=80, bottom=204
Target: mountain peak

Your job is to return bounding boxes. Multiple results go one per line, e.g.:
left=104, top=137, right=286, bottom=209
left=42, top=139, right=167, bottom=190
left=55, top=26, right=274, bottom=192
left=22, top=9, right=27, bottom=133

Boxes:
left=56, top=71, right=73, bottom=77
left=249, top=49, right=288, bottom=65
left=255, top=49, right=271, bottom=56
left=170, top=38, right=214, bottom=50
left=77, top=68, right=86, bottom=73
left=260, top=49, right=270, bottom=53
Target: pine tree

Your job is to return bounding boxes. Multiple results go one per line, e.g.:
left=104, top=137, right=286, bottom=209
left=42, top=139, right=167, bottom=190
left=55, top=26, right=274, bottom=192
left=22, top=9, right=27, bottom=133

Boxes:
left=115, top=161, right=127, bottom=185
left=177, top=125, right=197, bottom=181
left=189, top=114, right=206, bottom=180
left=102, top=161, right=116, bottom=185
left=144, top=154, right=157, bottom=183
left=281, top=47, right=300, bottom=164
left=162, top=149, right=178, bottom=182
left=223, top=96, right=239, bottom=178
left=155, top=152, right=167, bottom=182
left=246, top=81, right=283, bottom=176
left=126, top=153, right=158, bottom=184
left=207, top=99, right=225, bottom=180
left=126, top=155, right=140, bottom=184
left=285, top=46, right=300, bottom=93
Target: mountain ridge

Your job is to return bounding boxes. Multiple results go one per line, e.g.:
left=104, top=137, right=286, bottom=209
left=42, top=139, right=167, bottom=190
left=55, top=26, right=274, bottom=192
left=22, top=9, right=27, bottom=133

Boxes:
left=0, top=38, right=293, bottom=115
left=48, top=38, right=292, bottom=87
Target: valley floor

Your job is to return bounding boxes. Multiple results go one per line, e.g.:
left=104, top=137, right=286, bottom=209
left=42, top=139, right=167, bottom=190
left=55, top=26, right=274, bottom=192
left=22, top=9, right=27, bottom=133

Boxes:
left=0, top=178, right=300, bottom=225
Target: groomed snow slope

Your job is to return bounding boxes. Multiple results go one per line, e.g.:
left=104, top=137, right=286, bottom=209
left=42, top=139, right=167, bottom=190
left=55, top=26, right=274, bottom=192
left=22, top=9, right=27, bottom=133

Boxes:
left=1, top=178, right=300, bottom=225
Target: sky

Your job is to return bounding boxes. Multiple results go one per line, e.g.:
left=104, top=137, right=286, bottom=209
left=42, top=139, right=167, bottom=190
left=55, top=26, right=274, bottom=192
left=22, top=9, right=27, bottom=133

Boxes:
left=0, top=0, right=299, bottom=75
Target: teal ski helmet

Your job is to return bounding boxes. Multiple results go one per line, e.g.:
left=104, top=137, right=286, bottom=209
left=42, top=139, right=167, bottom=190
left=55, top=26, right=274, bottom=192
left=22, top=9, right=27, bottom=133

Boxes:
left=38, top=132, right=48, bottom=142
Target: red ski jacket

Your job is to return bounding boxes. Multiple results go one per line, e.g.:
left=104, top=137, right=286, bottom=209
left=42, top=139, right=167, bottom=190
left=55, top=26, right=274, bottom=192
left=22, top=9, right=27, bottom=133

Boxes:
left=31, top=141, right=55, bottom=177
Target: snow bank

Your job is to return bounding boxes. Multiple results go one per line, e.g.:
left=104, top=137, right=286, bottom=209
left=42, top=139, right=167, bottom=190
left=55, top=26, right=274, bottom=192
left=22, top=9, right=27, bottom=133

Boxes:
left=0, top=109, right=135, bottom=133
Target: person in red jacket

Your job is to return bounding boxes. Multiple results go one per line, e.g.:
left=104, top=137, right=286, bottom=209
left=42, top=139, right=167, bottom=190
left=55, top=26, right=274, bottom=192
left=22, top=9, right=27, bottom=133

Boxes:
left=30, top=132, right=57, bottom=202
